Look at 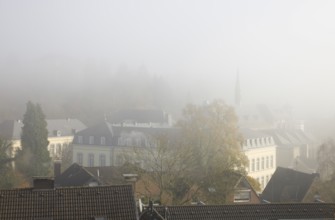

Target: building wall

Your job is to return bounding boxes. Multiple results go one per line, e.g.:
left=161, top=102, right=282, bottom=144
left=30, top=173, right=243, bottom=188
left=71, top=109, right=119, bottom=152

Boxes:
left=243, top=138, right=277, bottom=191
left=72, top=144, right=111, bottom=167
left=48, top=136, right=74, bottom=159
left=11, top=136, right=75, bottom=160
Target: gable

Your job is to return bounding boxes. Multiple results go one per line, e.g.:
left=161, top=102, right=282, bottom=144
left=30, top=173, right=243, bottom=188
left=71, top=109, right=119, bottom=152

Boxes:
left=261, top=167, right=318, bottom=202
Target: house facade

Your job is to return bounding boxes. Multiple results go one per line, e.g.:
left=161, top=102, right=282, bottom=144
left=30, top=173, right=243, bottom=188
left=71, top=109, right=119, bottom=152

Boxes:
left=72, top=121, right=177, bottom=168
left=0, top=118, right=86, bottom=160
left=241, top=128, right=277, bottom=191
left=262, top=128, right=318, bottom=173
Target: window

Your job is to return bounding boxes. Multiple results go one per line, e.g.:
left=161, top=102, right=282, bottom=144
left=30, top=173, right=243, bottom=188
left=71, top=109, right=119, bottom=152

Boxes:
left=256, top=158, right=260, bottom=171
left=266, top=156, right=269, bottom=168
left=135, top=138, right=141, bottom=146
left=270, top=155, right=274, bottom=168
left=99, top=154, right=106, bottom=166
left=100, top=136, right=106, bottom=145
left=126, top=138, right=132, bottom=146
left=88, top=153, right=94, bottom=167
left=89, top=136, right=94, bottom=145
left=56, top=144, right=62, bottom=157
left=266, top=175, right=269, bottom=184
left=251, top=159, right=255, bottom=172
left=49, top=144, right=55, bottom=157
left=118, top=137, right=125, bottom=146
left=78, top=136, right=83, bottom=144
left=234, top=190, right=251, bottom=203
left=261, top=157, right=264, bottom=170
left=77, top=153, right=83, bottom=165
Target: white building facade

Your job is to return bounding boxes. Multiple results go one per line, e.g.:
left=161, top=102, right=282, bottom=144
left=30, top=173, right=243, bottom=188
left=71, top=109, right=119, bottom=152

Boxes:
left=241, top=128, right=277, bottom=191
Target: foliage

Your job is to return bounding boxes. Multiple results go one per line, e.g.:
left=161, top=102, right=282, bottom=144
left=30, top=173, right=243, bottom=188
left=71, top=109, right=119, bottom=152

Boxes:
left=17, top=101, right=51, bottom=178
left=0, top=139, right=17, bottom=188
left=176, top=100, right=248, bottom=204
left=246, top=176, right=261, bottom=192
left=136, top=100, right=248, bottom=205
left=60, top=143, right=73, bottom=172
left=317, top=139, right=335, bottom=180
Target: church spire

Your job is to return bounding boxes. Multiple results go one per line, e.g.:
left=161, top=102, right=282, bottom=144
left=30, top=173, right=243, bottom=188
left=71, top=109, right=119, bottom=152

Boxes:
left=235, top=69, right=241, bottom=107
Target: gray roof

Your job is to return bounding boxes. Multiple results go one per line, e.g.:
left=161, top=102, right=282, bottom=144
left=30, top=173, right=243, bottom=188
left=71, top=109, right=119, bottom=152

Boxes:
left=110, top=109, right=170, bottom=124
left=0, top=119, right=86, bottom=140
left=46, top=119, right=87, bottom=137
left=73, top=121, right=180, bottom=146
left=261, top=167, right=319, bottom=203
left=0, top=120, right=23, bottom=140
left=262, top=129, right=313, bottom=148
left=140, top=203, right=335, bottom=220
left=237, top=104, right=276, bottom=129
left=55, top=163, right=101, bottom=187
left=0, top=184, right=137, bottom=220
left=239, top=128, right=272, bottom=139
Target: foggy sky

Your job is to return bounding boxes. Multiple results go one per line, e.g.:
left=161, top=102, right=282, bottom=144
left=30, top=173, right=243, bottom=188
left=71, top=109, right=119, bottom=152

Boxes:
left=1, top=0, right=335, bottom=118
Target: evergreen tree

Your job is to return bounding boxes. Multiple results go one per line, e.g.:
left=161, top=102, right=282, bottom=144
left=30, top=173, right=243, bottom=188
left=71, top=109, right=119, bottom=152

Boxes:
left=0, top=139, right=17, bottom=188
left=17, top=101, right=51, bottom=177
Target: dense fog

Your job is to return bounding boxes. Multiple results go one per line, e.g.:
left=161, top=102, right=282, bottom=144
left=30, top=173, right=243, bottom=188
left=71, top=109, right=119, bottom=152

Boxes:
left=1, top=0, right=335, bottom=136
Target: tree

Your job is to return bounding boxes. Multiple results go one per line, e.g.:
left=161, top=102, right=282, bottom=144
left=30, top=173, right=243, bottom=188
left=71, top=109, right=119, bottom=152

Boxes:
left=312, top=139, right=335, bottom=202
left=60, top=143, right=73, bottom=172
left=0, top=138, right=17, bottom=188
left=317, top=139, right=335, bottom=180
left=17, top=101, right=51, bottom=178
left=176, top=100, right=248, bottom=204
left=134, top=131, right=187, bottom=205
left=135, top=100, right=248, bottom=205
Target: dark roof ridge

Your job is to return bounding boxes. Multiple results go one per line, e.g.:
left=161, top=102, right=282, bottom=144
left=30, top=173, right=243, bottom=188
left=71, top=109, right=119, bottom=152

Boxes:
left=276, top=166, right=319, bottom=176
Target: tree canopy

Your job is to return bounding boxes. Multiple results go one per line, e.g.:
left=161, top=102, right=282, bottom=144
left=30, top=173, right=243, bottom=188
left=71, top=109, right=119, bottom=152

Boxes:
left=317, top=138, right=335, bottom=180
left=17, top=101, right=51, bottom=178
left=137, top=100, right=248, bottom=205
left=0, top=139, right=17, bottom=188
left=176, top=100, right=248, bottom=204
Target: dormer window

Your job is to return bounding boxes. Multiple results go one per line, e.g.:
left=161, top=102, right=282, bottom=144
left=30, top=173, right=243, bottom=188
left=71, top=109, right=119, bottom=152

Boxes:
left=234, top=189, right=251, bottom=203
left=53, top=130, right=61, bottom=137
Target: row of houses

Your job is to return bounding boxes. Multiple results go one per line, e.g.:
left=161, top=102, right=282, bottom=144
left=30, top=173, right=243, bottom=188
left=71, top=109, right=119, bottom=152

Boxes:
left=0, top=108, right=318, bottom=191
left=53, top=162, right=323, bottom=204
left=0, top=163, right=331, bottom=219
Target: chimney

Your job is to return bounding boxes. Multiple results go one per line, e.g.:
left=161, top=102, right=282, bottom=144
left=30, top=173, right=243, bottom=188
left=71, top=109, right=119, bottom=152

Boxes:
left=33, top=177, right=54, bottom=190
left=54, top=160, right=61, bottom=178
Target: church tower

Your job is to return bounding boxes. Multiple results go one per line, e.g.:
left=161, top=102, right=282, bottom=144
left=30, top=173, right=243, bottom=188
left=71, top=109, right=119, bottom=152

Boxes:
left=235, top=69, right=241, bottom=107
